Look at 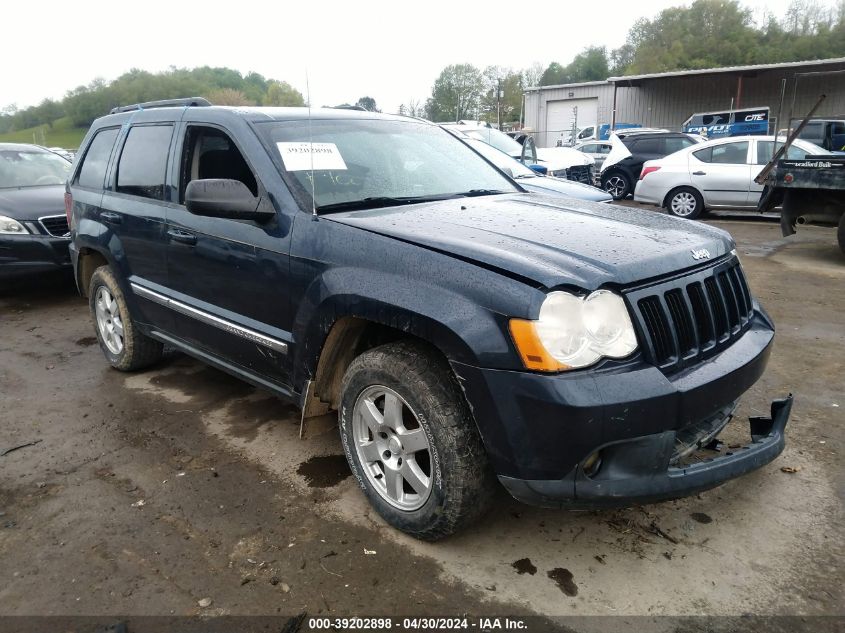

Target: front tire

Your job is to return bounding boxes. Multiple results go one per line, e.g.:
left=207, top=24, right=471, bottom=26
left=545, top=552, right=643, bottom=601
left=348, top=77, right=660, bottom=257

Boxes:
left=89, top=266, right=164, bottom=371
left=665, top=187, right=705, bottom=219
left=601, top=171, right=632, bottom=199
left=339, top=341, right=495, bottom=540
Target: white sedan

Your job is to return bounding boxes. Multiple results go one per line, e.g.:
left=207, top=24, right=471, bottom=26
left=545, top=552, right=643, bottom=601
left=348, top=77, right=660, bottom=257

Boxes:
left=634, top=135, right=830, bottom=219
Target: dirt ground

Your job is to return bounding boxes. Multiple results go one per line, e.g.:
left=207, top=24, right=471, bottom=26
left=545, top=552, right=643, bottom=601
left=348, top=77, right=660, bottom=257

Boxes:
left=0, top=213, right=843, bottom=625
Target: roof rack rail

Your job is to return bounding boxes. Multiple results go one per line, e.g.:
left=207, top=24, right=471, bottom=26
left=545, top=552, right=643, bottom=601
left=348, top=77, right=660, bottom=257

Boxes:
left=110, top=97, right=212, bottom=114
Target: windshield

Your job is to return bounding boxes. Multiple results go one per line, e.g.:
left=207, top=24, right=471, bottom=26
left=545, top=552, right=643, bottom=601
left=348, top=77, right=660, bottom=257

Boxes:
left=0, top=148, right=71, bottom=188
left=459, top=127, right=524, bottom=156
left=260, top=119, right=518, bottom=211
left=464, top=138, right=536, bottom=178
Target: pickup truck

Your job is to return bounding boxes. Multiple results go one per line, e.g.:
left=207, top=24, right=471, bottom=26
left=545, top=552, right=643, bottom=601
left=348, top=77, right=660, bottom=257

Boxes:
left=68, top=99, right=792, bottom=540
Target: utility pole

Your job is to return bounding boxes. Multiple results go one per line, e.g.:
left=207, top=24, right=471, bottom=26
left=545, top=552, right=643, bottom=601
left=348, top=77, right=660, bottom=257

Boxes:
left=496, top=78, right=502, bottom=130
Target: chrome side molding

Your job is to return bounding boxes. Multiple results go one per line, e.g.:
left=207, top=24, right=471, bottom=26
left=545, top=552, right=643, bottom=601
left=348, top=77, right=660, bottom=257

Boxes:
left=130, top=282, right=288, bottom=354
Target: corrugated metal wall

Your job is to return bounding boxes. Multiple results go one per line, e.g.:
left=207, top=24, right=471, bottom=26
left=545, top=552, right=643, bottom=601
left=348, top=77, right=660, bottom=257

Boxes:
left=524, top=83, right=615, bottom=146
left=525, top=61, right=845, bottom=147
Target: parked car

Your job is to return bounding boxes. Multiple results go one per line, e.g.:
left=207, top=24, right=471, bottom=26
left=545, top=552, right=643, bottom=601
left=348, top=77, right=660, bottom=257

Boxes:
left=69, top=99, right=792, bottom=540
left=0, top=143, right=73, bottom=282
left=459, top=136, right=612, bottom=202
left=441, top=122, right=596, bottom=184
left=573, top=140, right=613, bottom=174
left=573, top=123, right=643, bottom=144
left=634, top=136, right=830, bottom=219
left=600, top=131, right=703, bottom=199
left=48, top=147, right=76, bottom=162
left=794, top=118, right=845, bottom=152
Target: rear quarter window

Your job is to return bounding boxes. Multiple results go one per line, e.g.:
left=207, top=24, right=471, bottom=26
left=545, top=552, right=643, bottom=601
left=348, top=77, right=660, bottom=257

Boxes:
left=630, top=138, right=662, bottom=154
left=76, top=128, right=119, bottom=189
left=116, top=125, right=174, bottom=200
left=665, top=137, right=696, bottom=154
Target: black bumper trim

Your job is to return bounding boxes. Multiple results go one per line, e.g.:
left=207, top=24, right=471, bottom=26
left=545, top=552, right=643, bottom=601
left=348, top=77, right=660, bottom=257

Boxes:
left=499, top=394, right=793, bottom=509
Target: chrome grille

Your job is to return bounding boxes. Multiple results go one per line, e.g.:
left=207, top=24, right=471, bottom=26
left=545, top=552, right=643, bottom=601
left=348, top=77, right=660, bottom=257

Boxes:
left=39, top=215, right=70, bottom=238
left=627, top=258, right=755, bottom=373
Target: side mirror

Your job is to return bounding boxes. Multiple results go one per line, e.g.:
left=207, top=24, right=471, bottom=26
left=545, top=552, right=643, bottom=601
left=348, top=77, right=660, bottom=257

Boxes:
left=185, top=179, right=274, bottom=221
left=520, top=136, right=538, bottom=165
left=501, top=166, right=514, bottom=178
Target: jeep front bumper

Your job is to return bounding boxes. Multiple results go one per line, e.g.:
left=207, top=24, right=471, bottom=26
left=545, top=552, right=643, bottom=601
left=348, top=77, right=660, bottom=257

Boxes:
left=452, top=310, right=791, bottom=508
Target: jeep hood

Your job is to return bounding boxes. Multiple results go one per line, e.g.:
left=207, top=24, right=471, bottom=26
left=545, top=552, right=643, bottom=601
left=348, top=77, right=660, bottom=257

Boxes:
left=326, top=193, right=734, bottom=289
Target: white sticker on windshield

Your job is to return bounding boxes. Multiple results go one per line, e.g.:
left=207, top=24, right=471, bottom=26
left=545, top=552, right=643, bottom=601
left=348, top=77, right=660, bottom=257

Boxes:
left=277, top=142, right=347, bottom=171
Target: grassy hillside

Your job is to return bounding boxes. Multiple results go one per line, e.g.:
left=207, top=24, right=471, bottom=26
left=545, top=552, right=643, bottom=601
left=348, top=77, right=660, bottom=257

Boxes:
left=0, top=117, right=87, bottom=149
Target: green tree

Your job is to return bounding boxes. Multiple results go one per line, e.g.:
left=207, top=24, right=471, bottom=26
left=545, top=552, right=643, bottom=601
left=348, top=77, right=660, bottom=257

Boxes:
left=566, top=47, right=610, bottom=82
left=355, top=96, right=379, bottom=112
left=425, top=64, right=485, bottom=122
left=479, top=67, right=523, bottom=126
left=539, top=62, right=568, bottom=86
left=263, top=81, right=305, bottom=106
left=207, top=88, right=253, bottom=106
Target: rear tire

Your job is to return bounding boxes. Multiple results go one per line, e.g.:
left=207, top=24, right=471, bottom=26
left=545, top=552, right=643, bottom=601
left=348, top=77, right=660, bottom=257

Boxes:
left=89, top=266, right=164, bottom=371
left=601, top=171, right=632, bottom=200
left=665, top=187, right=705, bottom=219
left=339, top=341, right=495, bottom=540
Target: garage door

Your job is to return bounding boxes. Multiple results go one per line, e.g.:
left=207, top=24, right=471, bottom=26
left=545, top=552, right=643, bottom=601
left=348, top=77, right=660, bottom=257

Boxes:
left=545, top=98, right=598, bottom=147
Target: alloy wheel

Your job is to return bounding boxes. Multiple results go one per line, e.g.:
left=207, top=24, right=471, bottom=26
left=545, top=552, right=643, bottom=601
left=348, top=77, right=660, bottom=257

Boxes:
left=604, top=175, right=627, bottom=198
left=352, top=385, right=434, bottom=511
left=95, top=286, right=125, bottom=355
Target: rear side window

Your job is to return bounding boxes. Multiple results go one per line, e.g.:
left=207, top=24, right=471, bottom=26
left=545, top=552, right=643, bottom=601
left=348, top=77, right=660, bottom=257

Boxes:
left=76, top=128, right=118, bottom=189
left=116, top=125, right=173, bottom=200
left=694, top=142, right=749, bottom=164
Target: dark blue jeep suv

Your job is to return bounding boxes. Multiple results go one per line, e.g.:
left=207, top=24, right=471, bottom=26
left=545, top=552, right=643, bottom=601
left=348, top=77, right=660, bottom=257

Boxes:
left=68, top=98, right=792, bottom=540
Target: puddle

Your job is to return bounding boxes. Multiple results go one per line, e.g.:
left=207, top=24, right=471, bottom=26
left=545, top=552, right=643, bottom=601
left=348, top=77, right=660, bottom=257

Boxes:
left=512, top=558, right=537, bottom=575
left=76, top=337, right=97, bottom=347
left=547, top=568, right=578, bottom=596
left=297, top=455, right=351, bottom=488
left=149, top=366, right=254, bottom=401
left=224, top=396, right=296, bottom=441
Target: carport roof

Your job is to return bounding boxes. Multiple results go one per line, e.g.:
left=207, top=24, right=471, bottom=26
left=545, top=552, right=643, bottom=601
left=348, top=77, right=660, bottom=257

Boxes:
left=607, top=57, right=845, bottom=85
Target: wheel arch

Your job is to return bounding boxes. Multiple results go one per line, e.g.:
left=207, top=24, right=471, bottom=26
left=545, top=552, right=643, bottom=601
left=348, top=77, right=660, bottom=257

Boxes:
left=76, top=246, right=111, bottom=297
left=663, top=184, right=705, bottom=211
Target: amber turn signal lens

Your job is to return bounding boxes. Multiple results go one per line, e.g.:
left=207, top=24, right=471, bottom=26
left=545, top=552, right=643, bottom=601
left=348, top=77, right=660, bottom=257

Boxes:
left=509, top=319, right=571, bottom=372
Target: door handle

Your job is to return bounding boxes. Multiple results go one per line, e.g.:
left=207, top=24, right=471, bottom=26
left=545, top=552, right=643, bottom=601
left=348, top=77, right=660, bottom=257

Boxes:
left=101, top=211, right=122, bottom=224
left=692, top=171, right=707, bottom=176
left=167, top=228, right=197, bottom=245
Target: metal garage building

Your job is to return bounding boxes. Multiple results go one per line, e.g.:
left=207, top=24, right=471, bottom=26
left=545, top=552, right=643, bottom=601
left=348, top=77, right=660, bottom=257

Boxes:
left=524, top=57, right=845, bottom=147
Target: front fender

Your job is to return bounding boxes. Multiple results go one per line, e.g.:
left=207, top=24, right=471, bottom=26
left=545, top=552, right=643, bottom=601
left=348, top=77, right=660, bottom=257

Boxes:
left=290, top=266, right=516, bottom=390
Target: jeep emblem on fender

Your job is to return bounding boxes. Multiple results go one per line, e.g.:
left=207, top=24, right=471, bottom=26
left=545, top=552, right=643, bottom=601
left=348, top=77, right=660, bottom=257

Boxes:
left=691, top=248, right=711, bottom=260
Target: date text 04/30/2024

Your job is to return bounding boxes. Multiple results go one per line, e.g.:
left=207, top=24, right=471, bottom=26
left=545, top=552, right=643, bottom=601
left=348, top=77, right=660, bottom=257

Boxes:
left=306, top=617, right=528, bottom=630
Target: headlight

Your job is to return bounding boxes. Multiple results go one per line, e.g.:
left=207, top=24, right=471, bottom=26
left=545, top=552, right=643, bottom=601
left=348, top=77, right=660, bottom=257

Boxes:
left=510, top=289, right=638, bottom=371
left=0, top=215, right=29, bottom=235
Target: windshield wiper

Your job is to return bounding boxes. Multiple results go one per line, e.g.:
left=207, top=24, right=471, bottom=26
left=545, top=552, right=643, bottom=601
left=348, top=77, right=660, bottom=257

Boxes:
left=456, top=189, right=512, bottom=196
left=316, top=194, right=463, bottom=214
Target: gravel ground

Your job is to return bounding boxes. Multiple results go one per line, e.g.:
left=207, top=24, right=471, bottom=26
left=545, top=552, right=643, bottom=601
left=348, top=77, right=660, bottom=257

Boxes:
left=0, top=214, right=842, bottom=626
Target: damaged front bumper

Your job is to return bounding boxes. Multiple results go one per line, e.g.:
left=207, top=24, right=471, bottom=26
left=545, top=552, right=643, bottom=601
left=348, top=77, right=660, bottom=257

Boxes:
left=498, top=395, right=792, bottom=509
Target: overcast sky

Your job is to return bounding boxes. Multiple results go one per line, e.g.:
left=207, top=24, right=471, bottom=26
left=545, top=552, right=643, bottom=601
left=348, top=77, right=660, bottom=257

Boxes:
left=3, top=0, right=800, bottom=114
